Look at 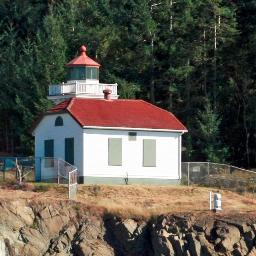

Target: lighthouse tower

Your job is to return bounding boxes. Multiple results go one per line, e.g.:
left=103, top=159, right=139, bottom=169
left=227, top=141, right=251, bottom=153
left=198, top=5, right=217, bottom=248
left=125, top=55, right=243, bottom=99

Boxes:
left=48, top=45, right=118, bottom=104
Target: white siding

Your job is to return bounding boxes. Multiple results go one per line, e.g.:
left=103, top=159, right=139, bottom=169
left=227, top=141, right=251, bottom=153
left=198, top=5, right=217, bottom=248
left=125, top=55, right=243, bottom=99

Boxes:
left=34, top=113, right=83, bottom=179
left=83, top=129, right=181, bottom=180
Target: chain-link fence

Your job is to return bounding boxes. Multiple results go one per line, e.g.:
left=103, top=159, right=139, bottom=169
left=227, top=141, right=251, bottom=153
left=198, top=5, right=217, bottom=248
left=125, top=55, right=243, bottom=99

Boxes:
left=38, top=157, right=78, bottom=199
left=0, top=157, right=35, bottom=182
left=0, top=156, right=78, bottom=199
left=181, top=162, right=256, bottom=193
left=37, top=157, right=77, bottom=184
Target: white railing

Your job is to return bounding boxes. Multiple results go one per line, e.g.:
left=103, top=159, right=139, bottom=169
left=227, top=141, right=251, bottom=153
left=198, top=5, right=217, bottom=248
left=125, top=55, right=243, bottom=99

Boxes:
left=49, top=81, right=118, bottom=97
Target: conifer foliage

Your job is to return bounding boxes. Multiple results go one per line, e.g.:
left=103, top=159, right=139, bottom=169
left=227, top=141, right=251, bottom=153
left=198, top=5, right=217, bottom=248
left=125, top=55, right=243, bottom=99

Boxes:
left=0, top=0, right=255, bottom=168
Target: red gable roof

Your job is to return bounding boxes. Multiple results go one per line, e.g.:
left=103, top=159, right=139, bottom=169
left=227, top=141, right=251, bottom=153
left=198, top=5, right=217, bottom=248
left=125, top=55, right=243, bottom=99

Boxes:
left=47, top=98, right=187, bottom=131
left=66, top=45, right=100, bottom=67
left=49, top=99, right=71, bottom=113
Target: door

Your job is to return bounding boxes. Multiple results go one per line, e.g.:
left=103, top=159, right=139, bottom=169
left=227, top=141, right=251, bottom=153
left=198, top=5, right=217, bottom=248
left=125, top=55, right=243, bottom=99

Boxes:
left=44, top=139, right=54, bottom=168
left=65, top=138, right=74, bottom=165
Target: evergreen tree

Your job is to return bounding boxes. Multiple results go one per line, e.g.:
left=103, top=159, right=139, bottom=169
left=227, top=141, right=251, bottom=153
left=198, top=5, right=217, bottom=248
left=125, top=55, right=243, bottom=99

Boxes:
left=0, top=0, right=255, bottom=167
left=195, top=101, right=229, bottom=162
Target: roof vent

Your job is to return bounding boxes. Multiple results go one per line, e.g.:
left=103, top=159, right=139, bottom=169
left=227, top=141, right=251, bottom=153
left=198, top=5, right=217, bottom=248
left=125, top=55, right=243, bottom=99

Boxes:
left=103, top=89, right=112, bottom=100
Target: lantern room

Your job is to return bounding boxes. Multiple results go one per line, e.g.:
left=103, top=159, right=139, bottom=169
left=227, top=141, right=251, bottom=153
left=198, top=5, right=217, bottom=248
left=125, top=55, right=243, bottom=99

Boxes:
left=68, top=67, right=99, bottom=81
left=66, top=45, right=100, bottom=82
left=48, top=45, right=118, bottom=104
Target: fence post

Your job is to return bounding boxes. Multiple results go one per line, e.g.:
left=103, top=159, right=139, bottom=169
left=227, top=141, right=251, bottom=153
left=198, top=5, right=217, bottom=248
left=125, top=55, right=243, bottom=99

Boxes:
left=187, top=162, right=190, bottom=186
left=68, top=172, right=71, bottom=199
left=207, top=162, right=210, bottom=176
left=57, top=159, right=60, bottom=184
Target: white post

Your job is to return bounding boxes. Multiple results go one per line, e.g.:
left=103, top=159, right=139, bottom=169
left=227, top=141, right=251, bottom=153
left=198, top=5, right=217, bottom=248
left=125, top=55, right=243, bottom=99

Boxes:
left=68, top=172, right=71, bottom=199
left=178, top=136, right=181, bottom=180
left=57, top=159, right=60, bottom=184
left=75, top=81, right=78, bottom=94
left=115, top=83, right=118, bottom=94
left=61, top=83, right=64, bottom=94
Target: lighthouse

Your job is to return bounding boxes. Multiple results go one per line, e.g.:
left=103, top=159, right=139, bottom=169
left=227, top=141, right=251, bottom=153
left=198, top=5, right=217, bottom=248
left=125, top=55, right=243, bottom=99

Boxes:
left=33, top=44, right=187, bottom=185
left=48, top=45, right=118, bottom=104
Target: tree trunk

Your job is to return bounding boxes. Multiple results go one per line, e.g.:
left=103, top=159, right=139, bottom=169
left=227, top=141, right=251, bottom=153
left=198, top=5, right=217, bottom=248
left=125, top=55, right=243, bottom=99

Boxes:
left=15, top=158, right=23, bottom=184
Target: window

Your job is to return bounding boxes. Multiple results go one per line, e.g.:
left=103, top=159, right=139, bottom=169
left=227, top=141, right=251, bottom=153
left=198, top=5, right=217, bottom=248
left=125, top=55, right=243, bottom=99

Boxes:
left=44, top=139, right=54, bottom=167
left=143, top=139, right=156, bottom=167
left=68, top=67, right=98, bottom=80
left=69, top=67, right=86, bottom=80
left=55, top=116, right=63, bottom=126
left=65, top=138, right=74, bottom=165
left=108, top=138, right=122, bottom=166
left=86, top=67, right=99, bottom=80
left=128, top=132, right=137, bottom=141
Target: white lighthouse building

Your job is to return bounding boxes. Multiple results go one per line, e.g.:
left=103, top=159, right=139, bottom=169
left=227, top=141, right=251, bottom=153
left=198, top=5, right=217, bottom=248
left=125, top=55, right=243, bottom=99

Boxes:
left=33, top=45, right=187, bottom=184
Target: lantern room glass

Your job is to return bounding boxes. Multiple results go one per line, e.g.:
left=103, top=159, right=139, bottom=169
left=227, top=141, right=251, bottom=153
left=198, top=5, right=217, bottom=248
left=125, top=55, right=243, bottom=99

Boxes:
left=68, top=67, right=99, bottom=80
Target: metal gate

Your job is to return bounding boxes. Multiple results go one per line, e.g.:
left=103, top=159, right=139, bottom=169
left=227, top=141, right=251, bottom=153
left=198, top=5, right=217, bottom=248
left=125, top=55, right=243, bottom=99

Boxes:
left=68, top=169, right=78, bottom=199
left=39, top=157, right=78, bottom=199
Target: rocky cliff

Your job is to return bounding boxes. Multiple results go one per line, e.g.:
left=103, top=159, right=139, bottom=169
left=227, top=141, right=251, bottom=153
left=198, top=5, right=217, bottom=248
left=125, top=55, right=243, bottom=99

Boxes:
left=0, top=199, right=256, bottom=256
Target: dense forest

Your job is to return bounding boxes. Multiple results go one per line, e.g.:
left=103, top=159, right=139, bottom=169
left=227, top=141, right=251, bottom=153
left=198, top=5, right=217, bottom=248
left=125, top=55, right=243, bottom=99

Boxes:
left=0, top=0, right=255, bottom=168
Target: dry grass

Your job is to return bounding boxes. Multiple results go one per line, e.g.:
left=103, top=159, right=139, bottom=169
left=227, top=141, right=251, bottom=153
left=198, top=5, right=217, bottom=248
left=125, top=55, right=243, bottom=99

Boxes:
left=1, top=183, right=256, bottom=219
left=75, top=185, right=256, bottom=219
left=0, top=168, right=35, bottom=183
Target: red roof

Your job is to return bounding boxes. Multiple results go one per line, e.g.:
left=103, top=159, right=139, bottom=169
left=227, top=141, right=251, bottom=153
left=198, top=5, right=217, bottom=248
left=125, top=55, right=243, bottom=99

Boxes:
left=47, top=98, right=187, bottom=131
left=66, top=45, right=100, bottom=67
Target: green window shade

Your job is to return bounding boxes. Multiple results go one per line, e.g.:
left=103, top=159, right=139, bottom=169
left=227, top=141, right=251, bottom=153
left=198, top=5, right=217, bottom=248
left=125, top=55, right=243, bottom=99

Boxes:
left=143, top=139, right=156, bottom=167
left=65, top=138, right=74, bottom=165
left=44, top=139, right=54, bottom=168
left=108, top=138, right=122, bottom=166
left=44, top=140, right=54, bottom=157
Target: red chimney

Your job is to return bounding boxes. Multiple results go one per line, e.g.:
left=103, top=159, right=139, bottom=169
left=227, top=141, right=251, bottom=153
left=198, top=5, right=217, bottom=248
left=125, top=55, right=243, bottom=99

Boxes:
left=103, top=89, right=112, bottom=100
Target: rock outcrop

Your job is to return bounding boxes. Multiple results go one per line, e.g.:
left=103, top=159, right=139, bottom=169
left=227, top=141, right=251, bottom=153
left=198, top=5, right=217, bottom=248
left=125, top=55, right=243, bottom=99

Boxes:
left=0, top=199, right=256, bottom=255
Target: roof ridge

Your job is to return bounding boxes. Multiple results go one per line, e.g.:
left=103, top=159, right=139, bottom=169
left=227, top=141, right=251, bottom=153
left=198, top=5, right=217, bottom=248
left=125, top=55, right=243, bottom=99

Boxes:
left=46, top=98, right=70, bottom=113
left=140, top=100, right=187, bottom=130
left=45, top=97, right=187, bottom=131
left=66, top=97, right=85, bottom=126
left=67, top=97, right=75, bottom=111
left=71, top=98, right=140, bottom=102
